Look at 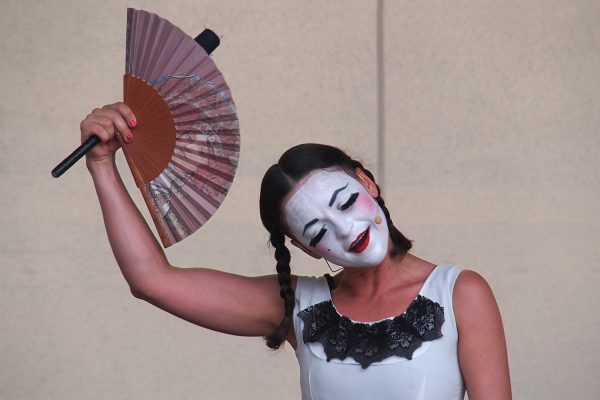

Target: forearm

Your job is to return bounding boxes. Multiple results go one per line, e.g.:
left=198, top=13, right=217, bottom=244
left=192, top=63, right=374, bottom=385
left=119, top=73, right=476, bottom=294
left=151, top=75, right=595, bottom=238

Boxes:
left=88, top=158, right=169, bottom=293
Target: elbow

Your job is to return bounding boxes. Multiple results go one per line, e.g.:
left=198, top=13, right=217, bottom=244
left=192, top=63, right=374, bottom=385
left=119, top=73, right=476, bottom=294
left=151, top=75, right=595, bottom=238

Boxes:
left=128, top=278, right=162, bottom=301
left=127, top=270, right=169, bottom=301
left=123, top=262, right=172, bottom=301
left=129, top=285, right=147, bottom=299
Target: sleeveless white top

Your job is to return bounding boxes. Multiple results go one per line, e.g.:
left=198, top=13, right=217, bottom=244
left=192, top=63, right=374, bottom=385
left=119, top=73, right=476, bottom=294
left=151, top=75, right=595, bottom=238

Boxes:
left=293, top=265, right=465, bottom=400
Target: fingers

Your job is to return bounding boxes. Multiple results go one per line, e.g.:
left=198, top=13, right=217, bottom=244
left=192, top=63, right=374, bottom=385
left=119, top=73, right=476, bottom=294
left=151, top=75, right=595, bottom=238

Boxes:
left=80, top=103, right=137, bottom=145
left=104, top=102, right=137, bottom=130
left=101, top=107, right=133, bottom=144
left=82, top=120, right=112, bottom=144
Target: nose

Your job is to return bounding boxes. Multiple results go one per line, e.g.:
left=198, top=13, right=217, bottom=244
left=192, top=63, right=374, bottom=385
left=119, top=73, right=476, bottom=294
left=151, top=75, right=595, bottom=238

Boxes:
left=329, top=218, right=354, bottom=239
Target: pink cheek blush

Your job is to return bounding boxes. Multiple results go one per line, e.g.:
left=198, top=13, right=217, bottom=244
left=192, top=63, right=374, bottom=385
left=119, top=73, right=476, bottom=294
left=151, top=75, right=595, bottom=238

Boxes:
left=314, top=243, right=328, bottom=254
left=357, top=194, right=377, bottom=213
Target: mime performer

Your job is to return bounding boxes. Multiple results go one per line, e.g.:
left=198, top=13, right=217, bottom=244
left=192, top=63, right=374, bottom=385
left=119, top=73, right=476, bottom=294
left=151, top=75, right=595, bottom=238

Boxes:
left=80, top=102, right=511, bottom=399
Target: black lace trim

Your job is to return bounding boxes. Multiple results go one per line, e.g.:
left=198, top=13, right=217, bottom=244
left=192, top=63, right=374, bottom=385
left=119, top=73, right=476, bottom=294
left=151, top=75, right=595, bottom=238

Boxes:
left=297, top=295, right=444, bottom=369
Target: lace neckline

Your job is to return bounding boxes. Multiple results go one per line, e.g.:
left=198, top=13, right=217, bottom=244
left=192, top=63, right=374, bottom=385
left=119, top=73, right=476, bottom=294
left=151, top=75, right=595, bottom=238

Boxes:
left=297, top=266, right=445, bottom=368
left=326, top=265, right=439, bottom=324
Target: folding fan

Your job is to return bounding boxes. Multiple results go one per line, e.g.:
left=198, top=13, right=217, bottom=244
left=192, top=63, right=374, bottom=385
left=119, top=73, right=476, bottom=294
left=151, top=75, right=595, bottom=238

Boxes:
left=52, top=8, right=240, bottom=247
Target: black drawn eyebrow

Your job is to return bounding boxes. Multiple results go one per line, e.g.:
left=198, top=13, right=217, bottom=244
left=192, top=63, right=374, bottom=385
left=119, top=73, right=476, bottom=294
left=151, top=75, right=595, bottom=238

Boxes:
left=303, top=218, right=319, bottom=236
left=329, top=183, right=348, bottom=207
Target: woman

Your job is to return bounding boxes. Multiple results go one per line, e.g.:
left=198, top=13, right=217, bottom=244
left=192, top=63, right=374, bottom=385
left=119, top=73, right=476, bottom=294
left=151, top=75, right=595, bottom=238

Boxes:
left=81, top=103, right=511, bottom=399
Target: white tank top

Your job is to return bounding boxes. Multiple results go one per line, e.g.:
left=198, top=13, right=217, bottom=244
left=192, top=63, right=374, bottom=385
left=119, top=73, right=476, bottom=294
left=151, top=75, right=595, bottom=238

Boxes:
left=293, top=265, right=465, bottom=400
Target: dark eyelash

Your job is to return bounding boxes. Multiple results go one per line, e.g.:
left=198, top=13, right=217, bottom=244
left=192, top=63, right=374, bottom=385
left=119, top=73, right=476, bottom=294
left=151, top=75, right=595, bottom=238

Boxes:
left=309, top=226, right=327, bottom=248
left=340, top=192, right=359, bottom=211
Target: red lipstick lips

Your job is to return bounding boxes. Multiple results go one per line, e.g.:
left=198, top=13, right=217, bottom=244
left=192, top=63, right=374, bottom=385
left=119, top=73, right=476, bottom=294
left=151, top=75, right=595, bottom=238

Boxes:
left=349, top=227, right=370, bottom=253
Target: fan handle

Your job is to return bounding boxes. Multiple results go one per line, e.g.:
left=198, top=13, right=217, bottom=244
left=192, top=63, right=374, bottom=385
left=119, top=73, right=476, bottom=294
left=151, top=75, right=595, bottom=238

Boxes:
left=51, top=135, right=101, bottom=177
left=51, top=28, right=220, bottom=178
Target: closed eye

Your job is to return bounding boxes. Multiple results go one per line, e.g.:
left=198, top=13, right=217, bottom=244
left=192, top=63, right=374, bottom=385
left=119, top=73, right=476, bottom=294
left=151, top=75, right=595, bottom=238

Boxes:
left=309, top=226, right=327, bottom=248
left=339, top=192, right=359, bottom=211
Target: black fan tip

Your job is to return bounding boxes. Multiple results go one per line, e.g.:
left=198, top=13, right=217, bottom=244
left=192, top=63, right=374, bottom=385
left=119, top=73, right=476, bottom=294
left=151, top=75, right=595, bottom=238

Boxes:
left=195, top=29, right=220, bottom=55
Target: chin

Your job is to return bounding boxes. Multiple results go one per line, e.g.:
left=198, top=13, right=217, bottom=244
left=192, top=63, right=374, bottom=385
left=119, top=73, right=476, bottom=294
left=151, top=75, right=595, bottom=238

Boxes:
left=335, top=252, right=388, bottom=269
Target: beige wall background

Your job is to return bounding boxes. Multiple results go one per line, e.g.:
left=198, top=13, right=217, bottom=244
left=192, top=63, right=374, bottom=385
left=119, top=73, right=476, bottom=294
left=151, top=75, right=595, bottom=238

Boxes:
left=1, top=0, right=599, bottom=398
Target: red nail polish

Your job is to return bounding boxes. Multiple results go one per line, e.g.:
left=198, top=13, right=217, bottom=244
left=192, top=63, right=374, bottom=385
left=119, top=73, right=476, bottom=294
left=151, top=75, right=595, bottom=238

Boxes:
left=126, top=134, right=133, bottom=142
left=130, top=119, right=137, bottom=128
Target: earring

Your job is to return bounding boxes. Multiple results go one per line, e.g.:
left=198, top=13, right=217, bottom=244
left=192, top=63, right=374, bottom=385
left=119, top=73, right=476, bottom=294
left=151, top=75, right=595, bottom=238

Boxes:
left=375, top=215, right=382, bottom=225
left=325, top=259, right=343, bottom=273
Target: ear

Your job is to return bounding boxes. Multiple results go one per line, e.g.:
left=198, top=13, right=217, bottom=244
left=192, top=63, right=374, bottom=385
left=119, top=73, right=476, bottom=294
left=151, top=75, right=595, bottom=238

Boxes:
left=354, top=167, right=379, bottom=198
left=290, top=238, right=322, bottom=260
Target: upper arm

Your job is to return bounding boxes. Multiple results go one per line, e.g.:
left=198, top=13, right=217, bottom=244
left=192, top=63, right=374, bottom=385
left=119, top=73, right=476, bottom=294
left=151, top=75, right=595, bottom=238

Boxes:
left=453, top=270, right=512, bottom=399
left=135, top=265, right=296, bottom=338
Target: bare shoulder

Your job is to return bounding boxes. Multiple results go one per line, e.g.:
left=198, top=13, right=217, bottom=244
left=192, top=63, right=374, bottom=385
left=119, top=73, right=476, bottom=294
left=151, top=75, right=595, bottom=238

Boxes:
left=452, top=269, right=512, bottom=398
left=453, top=269, right=498, bottom=316
left=452, top=269, right=505, bottom=343
left=454, top=269, right=492, bottom=292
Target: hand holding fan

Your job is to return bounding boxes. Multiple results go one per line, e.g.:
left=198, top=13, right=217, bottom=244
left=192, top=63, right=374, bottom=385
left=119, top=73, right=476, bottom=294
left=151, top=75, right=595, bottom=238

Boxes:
left=52, top=8, right=240, bottom=247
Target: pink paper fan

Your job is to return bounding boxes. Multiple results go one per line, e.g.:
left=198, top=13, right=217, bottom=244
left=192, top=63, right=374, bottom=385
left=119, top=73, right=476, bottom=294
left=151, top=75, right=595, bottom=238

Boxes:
left=122, top=8, right=240, bottom=247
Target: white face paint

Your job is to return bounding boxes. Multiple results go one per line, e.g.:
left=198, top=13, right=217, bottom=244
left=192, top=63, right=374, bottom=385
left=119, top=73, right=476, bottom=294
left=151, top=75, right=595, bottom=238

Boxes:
left=283, top=169, right=390, bottom=268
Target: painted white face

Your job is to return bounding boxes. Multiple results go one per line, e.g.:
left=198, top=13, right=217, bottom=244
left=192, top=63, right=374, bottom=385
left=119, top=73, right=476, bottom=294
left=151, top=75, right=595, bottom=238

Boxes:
left=283, top=169, right=390, bottom=268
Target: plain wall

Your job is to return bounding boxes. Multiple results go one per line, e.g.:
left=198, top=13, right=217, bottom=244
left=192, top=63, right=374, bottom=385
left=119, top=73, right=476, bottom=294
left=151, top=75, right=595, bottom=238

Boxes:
left=1, top=0, right=599, bottom=399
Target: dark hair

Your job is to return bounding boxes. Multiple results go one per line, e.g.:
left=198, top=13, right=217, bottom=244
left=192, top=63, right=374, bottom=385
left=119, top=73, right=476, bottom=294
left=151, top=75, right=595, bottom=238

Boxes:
left=259, top=143, right=412, bottom=349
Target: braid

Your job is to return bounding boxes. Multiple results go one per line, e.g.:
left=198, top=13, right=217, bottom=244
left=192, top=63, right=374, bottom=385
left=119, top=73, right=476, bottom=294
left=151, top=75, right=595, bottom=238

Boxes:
left=375, top=192, right=412, bottom=257
left=265, top=227, right=295, bottom=349
left=355, top=164, right=413, bottom=258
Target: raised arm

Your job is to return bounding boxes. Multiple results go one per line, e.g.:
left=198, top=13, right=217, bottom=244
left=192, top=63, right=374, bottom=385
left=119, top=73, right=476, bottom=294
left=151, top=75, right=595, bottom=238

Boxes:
left=454, top=270, right=512, bottom=399
left=82, top=103, right=287, bottom=338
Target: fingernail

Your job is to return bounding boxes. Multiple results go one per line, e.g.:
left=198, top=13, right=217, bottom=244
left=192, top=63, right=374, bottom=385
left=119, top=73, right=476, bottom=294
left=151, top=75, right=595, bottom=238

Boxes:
left=126, top=134, right=133, bottom=142
left=130, top=119, right=137, bottom=128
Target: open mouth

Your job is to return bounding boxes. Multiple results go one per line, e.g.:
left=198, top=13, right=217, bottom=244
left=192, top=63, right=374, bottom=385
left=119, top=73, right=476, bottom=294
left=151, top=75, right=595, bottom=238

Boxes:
left=349, top=227, right=370, bottom=253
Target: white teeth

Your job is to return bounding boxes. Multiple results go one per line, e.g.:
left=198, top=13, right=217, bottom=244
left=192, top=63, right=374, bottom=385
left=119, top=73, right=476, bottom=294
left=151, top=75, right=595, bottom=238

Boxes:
left=350, top=229, right=368, bottom=250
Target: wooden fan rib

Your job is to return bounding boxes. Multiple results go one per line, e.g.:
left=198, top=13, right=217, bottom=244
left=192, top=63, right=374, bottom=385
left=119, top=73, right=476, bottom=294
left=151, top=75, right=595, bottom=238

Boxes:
left=123, top=75, right=176, bottom=186
left=125, top=124, right=175, bottom=184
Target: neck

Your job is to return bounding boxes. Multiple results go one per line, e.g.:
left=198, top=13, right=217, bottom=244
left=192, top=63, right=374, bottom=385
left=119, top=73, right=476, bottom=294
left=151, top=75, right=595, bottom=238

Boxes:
left=335, top=250, right=417, bottom=299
